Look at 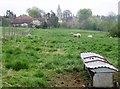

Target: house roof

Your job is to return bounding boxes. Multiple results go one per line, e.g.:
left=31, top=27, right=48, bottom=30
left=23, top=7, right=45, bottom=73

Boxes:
left=80, top=52, right=118, bottom=72
left=38, top=18, right=46, bottom=22
left=11, top=16, right=34, bottom=24
left=11, top=16, right=46, bottom=24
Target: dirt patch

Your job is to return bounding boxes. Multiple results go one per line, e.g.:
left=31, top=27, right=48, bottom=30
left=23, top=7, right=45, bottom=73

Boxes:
left=50, top=72, right=86, bottom=87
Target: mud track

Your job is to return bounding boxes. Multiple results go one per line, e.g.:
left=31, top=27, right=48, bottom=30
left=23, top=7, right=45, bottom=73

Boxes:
left=50, top=72, right=86, bottom=87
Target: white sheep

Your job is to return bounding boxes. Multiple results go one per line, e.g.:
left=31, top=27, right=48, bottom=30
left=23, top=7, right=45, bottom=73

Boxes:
left=88, top=35, right=93, bottom=38
left=73, top=33, right=81, bottom=38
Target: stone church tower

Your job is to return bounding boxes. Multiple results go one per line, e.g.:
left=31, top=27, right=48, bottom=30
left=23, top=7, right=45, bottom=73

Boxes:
left=57, top=4, right=62, bottom=22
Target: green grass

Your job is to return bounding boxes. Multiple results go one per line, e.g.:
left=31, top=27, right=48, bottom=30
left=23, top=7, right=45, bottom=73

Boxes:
left=2, top=28, right=119, bottom=87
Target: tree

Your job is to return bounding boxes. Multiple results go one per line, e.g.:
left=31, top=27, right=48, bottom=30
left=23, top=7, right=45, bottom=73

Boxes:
left=26, top=7, right=41, bottom=18
left=62, top=10, right=72, bottom=22
left=40, top=10, right=46, bottom=18
left=77, top=9, right=92, bottom=29
left=77, top=9, right=92, bottom=22
left=2, top=10, right=16, bottom=26
left=107, top=12, right=117, bottom=24
left=100, top=12, right=117, bottom=31
left=46, top=11, right=59, bottom=28
left=6, top=10, right=16, bottom=19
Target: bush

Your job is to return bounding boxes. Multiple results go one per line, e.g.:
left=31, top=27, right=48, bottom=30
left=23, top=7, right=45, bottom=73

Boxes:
left=60, top=22, right=67, bottom=28
left=41, top=22, right=48, bottom=29
left=109, top=24, right=120, bottom=37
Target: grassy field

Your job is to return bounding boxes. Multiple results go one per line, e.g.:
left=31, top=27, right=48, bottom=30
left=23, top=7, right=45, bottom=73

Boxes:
left=2, top=27, right=119, bottom=87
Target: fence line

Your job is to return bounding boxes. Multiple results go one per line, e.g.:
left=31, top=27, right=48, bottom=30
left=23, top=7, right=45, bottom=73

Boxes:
left=2, top=27, right=33, bottom=37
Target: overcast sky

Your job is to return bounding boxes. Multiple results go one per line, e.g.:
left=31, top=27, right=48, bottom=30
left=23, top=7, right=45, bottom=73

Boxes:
left=0, top=0, right=119, bottom=16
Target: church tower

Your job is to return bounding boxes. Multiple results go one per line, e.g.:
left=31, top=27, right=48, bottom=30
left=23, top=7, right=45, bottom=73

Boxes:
left=57, top=4, right=62, bottom=22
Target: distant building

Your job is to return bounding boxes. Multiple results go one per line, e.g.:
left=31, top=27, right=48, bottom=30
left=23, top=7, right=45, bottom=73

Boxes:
left=57, top=4, right=62, bottom=23
left=11, top=16, right=46, bottom=27
left=11, top=16, right=34, bottom=27
left=32, top=18, right=46, bottom=28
